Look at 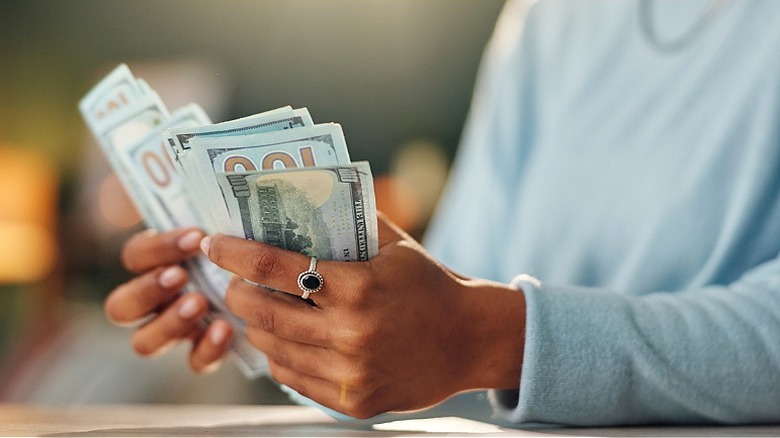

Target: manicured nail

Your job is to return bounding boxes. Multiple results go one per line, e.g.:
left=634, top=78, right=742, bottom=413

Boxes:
left=178, top=297, right=201, bottom=319
left=200, top=236, right=211, bottom=256
left=210, top=324, right=228, bottom=345
left=141, top=228, right=159, bottom=237
left=178, top=230, right=204, bottom=251
left=159, top=266, right=185, bottom=288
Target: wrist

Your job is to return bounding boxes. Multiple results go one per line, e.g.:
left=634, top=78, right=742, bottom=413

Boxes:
left=456, top=278, right=526, bottom=391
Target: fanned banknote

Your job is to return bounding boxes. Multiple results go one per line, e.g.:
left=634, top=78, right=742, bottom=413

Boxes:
left=163, top=107, right=318, bottom=230
left=79, top=63, right=379, bottom=380
left=186, top=123, right=350, bottom=229
left=79, top=66, right=268, bottom=378
left=216, top=162, right=378, bottom=261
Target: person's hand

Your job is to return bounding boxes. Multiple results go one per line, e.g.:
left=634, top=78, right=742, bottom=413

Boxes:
left=104, top=228, right=233, bottom=374
left=203, top=213, right=526, bottom=418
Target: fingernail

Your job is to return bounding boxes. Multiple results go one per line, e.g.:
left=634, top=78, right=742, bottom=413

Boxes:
left=178, top=297, right=201, bottom=319
left=159, top=266, right=185, bottom=288
left=210, top=324, right=228, bottom=345
left=200, top=236, right=211, bottom=256
left=178, top=230, right=204, bottom=251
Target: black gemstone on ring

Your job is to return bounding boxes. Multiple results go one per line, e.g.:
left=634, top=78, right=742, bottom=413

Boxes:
left=301, top=273, right=321, bottom=290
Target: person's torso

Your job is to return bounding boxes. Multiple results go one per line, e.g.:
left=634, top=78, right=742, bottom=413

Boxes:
left=502, top=0, right=780, bottom=293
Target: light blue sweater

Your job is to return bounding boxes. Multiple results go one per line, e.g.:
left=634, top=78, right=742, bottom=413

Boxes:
left=425, top=0, right=780, bottom=426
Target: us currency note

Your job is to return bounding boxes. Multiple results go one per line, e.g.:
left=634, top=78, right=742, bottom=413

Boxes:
left=215, top=162, right=378, bottom=261
left=80, top=68, right=270, bottom=378
left=82, top=93, right=171, bottom=228
left=186, top=123, right=350, bottom=230
left=115, top=104, right=211, bottom=230
left=163, top=106, right=296, bottom=178
left=79, top=64, right=142, bottom=125
left=166, top=106, right=311, bottom=155
left=164, top=107, right=315, bottom=228
left=81, top=64, right=380, bottom=380
left=111, top=104, right=269, bottom=376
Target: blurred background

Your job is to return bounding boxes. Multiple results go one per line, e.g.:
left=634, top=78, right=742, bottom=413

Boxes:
left=0, top=0, right=504, bottom=406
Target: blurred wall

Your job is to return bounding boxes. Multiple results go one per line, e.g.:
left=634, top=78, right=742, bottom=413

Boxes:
left=0, top=0, right=505, bottom=176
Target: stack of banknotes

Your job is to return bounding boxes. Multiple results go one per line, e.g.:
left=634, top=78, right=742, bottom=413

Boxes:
left=79, top=64, right=378, bottom=378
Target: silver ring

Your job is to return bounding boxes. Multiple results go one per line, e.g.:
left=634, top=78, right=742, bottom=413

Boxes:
left=297, top=257, right=323, bottom=299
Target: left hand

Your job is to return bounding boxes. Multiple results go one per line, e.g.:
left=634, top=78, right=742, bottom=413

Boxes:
left=201, top=213, right=525, bottom=419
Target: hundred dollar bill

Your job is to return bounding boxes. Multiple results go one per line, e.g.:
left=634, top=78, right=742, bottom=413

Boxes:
left=164, top=106, right=294, bottom=177
left=187, top=123, right=350, bottom=230
left=215, top=162, right=378, bottom=261
left=164, top=107, right=315, bottom=228
left=79, top=64, right=143, bottom=125
left=80, top=68, right=270, bottom=378
left=115, top=104, right=211, bottom=230
left=82, top=92, right=171, bottom=228
left=112, top=104, right=269, bottom=376
left=166, top=106, right=311, bottom=155
left=80, top=63, right=380, bottom=380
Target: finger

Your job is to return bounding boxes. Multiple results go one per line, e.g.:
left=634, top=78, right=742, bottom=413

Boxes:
left=246, top=327, right=336, bottom=381
left=268, top=360, right=374, bottom=419
left=225, top=276, right=331, bottom=346
left=202, top=234, right=334, bottom=301
left=377, top=210, right=409, bottom=248
left=105, top=265, right=188, bottom=325
left=189, top=320, right=233, bottom=374
left=121, top=227, right=205, bottom=273
left=131, top=293, right=209, bottom=357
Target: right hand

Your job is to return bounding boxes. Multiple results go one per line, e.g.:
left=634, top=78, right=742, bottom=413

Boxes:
left=104, top=227, right=233, bottom=374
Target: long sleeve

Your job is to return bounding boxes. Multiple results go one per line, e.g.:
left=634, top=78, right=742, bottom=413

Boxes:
left=493, top=262, right=780, bottom=425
